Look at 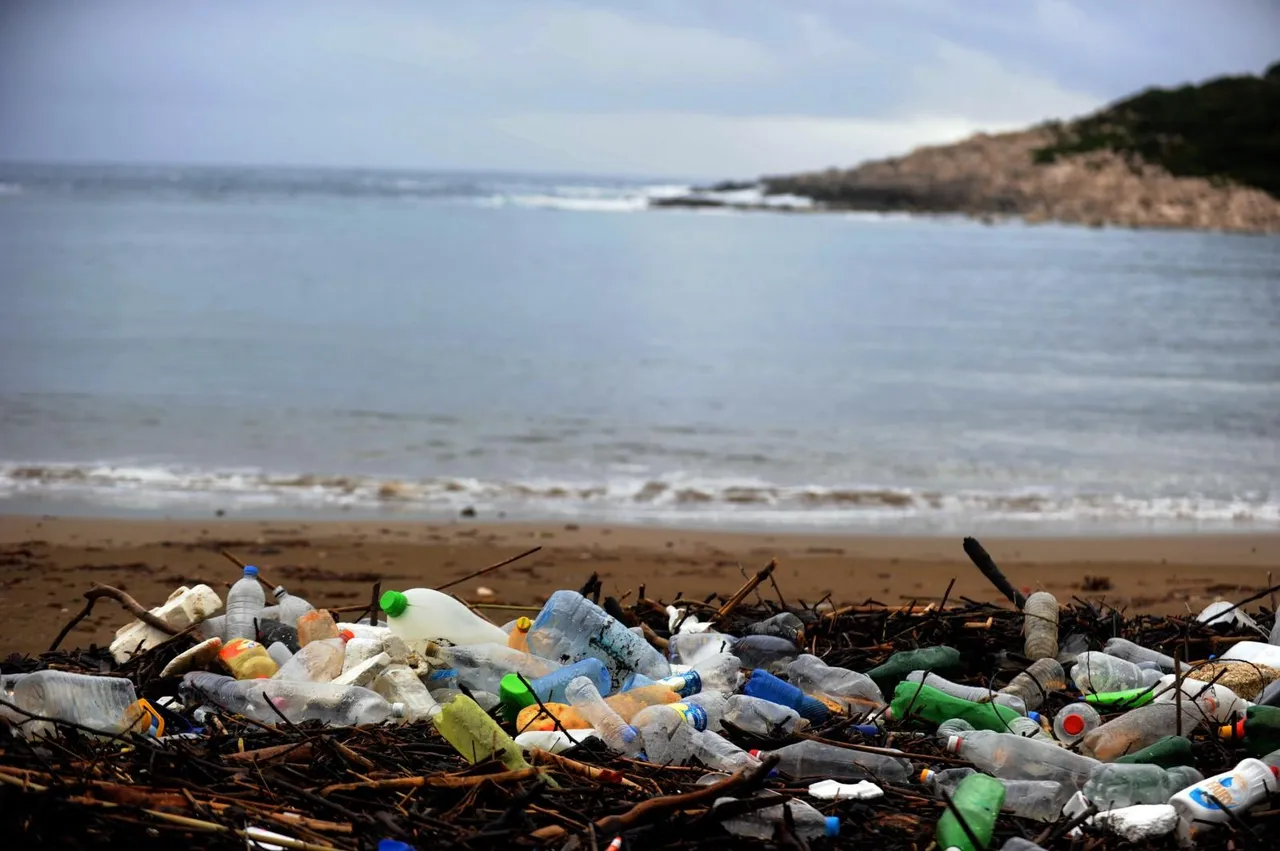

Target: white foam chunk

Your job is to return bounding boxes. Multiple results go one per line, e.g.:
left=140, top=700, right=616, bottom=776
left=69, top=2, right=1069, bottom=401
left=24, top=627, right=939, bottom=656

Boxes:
left=808, top=779, right=884, bottom=801
left=1088, top=804, right=1177, bottom=842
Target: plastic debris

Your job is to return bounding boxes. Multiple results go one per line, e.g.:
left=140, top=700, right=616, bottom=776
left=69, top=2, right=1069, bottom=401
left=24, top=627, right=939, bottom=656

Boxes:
left=808, top=778, right=883, bottom=800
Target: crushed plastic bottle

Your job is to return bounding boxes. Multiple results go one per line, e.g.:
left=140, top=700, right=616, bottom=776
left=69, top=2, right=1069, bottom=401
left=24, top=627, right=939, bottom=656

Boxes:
left=372, top=664, right=439, bottom=723
left=947, top=730, right=1100, bottom=786
left=272, top=585, right=314, bottom=627
left=741, top=669, right=830, bottom=725
left=1072, top=652, right=1162, bottom=694
left=274, top=633, right=349, bottom=683
left=866, top=646, right=961, bottom=692
left=7, top=671, right=146, bottom=738
left=1169, top=758, right=1279, bottom=842
left=564, top=676, right=642, bottom=757
left=750, top=739, right=912, bottom=782
left=225, top=566, right=266, bottom=642
left=527, top=590, right=670, bottom=682
left=999, top=658, right=1066, bottom=711
left=691, top=729, right=760, bottom=772
left=1080, top=702, right=1208, bottom=761
left=380, top=588, right=509, bottom=648
left=1103, top=637, right=1178, bottom=672
left=658, top=652, right=740, bottom=697
left=1054, top=703, right=1101, bottom=744
left=788, top=654, right=884, bottom=712
left=182, top=672, right=400, bottom=725
left=725, top=635, right=800, bottom=671
left=905, top=670, right=1027, bottom=714
left=923, top=768, right=1071, bottom=822
left=517, top=684, right=680, bottom=732
left=633, top=702, right=709, bottom=764
left=1082, top=763, right=1203, bottom=810
left=432, top=692, right=532, bottom=771
left=1022, top=592, right=1059, bottom=661
left=743, top=612, right=805, bottom=645
left=714, top=792, right=840, bottom=840
left=936, top=772, right=1004, bottom=851
left=723, top=694, right=807, bottom=737
left=430, top=643, right=560, bottom=695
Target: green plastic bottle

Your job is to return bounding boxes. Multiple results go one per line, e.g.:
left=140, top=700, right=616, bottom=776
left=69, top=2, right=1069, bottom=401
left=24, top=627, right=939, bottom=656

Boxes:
left=1221, top=705, right=1280, bottom=757
left=936, top=773, right=1005, bottom=851
left=1082, top=688, right=1155, bottom=709
left=867, top=646, right=962, bottom=691
left=433, top=693, right=532, bottom=772
left=1113, top=735, right=1196, bottom=768
left=888, top=682, right=1024, bottom=732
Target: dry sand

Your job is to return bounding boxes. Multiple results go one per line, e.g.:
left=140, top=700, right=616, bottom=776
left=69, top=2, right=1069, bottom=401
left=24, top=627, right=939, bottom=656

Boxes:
left=2, top=515, right=1278, bottom=656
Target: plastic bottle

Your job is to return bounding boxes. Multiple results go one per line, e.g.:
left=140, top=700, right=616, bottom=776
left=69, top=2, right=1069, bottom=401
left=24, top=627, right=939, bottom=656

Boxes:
left=937, top=717, right=976, bottom=740
left=257, top=619, right=301, bottom=653
left=273, top=634, right=349, bottom=683
left=564, top=677, right=643, bottom=756
left=667, top=632, right=735, bottom=665
left=999, top=658, right=1066, bottom=711
left=1001, top=839, right=1048, bottom=851
left=526, top=590, right=670, bottom=682
left=273, top=585, right=314, bottom=627
left=1079, top=702, right=1207, bottom=761
left=743, top=612, right=805, bottom=645
left=432, top=693, right=531, bottom=771
left=372, top=664, right=438, bottom=723
left=714, top=793, right=840, bottom=841
left=936, top=773, right=1004, bottom=851
left=947, top=730, right=1101, bottom=786
left=866, top=646, right=961, bottom=692
left=266, top=641, right=294, bottom=669
left=1022, top=592, right=1059, bottom=661
left=109, top=583, right=224, bottom=663
left=377, top=588, right=507, bottom=649
left=905, top=671, right=1027, bottom=714
left=691, top=729, right=760, bottom=772
left=723, top=694, right=807, bottom=737
left=1054, top=703, right=1102, bottom=744
left=1258, top=679, right=1280, bottom=708
left=297, top=610, right=340, bottom=646
left=507, top=617, right=532, bottom=651
left=1153, top=675, right=1249, bottom=723
left=218, top=638, right=279, bottom=679
left=516, top=684, right=680, bottom=732
left=750, top=739, right=912, bottom=782
left=1169, top=758, right=1279, bottom=840
left=1071, top=652, right=1162, bottom=694
left=659, top=653, right=741, bottom=697
left=1082, top=763, right=1203, bottom=810
left=1103, top=637, right=1178, bottom=671
left=7, top=671, right=144, bottom=738
left=732, top=635, right=802, bottom=671
left=225, top=566, right=266, bottom=642
left=1113, top=736, right=1196, bottom=768
left=741, top=669, right=830, bottom=725
left=499, top=658, right=612, bottom=722
left=923, top=768, right=1071, bottom=822
left=632, top=702, right=713, bottom=764
left=429, top=643, right=560, bottom=695
left=886, top=682, right=1025, bottom=732
left=1220, top=705, right=1280, bottom=756
left=182, top=672, right=399, bottom=725
left=788, top=654, right=884, bottom=704
left=1221, top=641, right=1280, bottom=668
left=1005, top=714, right=1055, bottom=742
left=685, top=691, right=728, bottom=732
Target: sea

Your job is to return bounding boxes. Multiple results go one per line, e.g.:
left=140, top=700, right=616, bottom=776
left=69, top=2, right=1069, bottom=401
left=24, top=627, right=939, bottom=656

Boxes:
left=1, top=163, right=1278, bottom=534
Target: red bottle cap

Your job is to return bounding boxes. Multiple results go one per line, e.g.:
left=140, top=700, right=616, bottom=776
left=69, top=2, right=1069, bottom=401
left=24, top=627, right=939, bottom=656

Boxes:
left=1062, top=713, right=1086, bottom=736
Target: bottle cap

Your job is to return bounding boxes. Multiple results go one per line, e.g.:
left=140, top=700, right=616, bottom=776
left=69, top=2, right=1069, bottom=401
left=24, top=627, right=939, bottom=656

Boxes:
left=273, top=585, right=287, bottom=598
left=515, top=617, right=532, bottom=632
left=824, top=816, right=840, bottom=837
left=380, top=590, right=408, bottom=618
left=339, top=629, right=355, bottom=642
left=243, top=565, right=259, bottom=577
left=919, top=768, right=934, bottom=783
left=945, top=735, right=963, bottom=754
left=1062, top=712, right=1087, bottom=736
left=748, top=749, right=762, bottom=759
left=1219, top=721, right=1245, bottom=739
left=1027, top=711, right=1042, bottom=723
left=499, top=673, right=536, bottom=722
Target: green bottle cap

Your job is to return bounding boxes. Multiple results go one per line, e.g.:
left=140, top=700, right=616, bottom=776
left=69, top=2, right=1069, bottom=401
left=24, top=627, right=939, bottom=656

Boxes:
left=499, top=673, right=536, bottom=723
left=380, top=590, right=408, bottom=618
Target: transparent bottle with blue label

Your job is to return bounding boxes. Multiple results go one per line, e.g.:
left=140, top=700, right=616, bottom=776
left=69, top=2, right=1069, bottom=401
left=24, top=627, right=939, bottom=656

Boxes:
left=527, top=590, right=671, bottom=682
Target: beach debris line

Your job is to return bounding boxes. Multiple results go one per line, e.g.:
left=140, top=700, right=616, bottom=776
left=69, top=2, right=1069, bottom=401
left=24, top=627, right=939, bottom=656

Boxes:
left=3, top=538, right=1280, bottom=849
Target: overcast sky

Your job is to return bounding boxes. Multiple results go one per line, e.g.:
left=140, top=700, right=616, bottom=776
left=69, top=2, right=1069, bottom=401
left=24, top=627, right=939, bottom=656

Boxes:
left=1, top=1, right=1276, bottom=178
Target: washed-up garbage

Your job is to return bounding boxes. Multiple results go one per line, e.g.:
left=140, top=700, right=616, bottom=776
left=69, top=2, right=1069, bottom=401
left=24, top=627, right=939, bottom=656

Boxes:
left=4, top=539, right=1280, bottom=850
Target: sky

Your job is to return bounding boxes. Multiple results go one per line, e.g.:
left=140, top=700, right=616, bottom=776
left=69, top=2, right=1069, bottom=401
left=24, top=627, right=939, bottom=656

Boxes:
left=1, top=1, right=1277, bottom=179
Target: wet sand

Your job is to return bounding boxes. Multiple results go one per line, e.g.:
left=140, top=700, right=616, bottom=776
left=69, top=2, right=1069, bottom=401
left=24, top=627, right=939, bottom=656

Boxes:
left=2, top=515, right=1277, bottom=656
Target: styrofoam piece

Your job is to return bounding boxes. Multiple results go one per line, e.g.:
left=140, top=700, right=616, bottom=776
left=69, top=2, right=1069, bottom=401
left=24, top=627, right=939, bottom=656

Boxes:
left=514, top=728, right=600, bottom=754
left=332, top=652, right=391, bottom=688
left=111, top=584, right=223, bottom=663
left=807, top=779, right=884, bottom=801
left=159, top=637, right=223, bottom=679
left=1087, top=804, right=1177, bottom=841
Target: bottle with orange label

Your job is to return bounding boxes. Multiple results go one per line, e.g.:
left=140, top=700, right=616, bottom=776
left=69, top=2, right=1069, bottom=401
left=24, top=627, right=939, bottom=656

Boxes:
left=516, top=683, right=680, bottom=731
left=218, top=638, right=280, bottom=680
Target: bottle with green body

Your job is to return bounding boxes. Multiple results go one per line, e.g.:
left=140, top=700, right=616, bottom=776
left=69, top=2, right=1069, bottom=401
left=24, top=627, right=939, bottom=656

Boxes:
left=1221, top=705, right=1280, bottom=756
left=936, top=773, right=1005, bottom=851
left=1082, top=688, right=1155, bottom=709
left=888, top=682, right=1024, bottom=732
left=433, top=693, right=531, bottom=772
left=1112, top=735, right=1196, bottom=768
left=867, top=646, right=962, bottom=692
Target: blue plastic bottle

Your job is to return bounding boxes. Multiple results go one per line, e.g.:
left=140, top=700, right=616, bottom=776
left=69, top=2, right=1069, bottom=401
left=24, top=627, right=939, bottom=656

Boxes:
left=742, top=669, right=830, bottom=725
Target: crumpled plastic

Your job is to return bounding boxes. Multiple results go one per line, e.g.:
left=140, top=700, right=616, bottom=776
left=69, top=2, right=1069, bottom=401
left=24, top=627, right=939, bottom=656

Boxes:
left=807, top=779, right=884, bottom=801
left=1087, top=804, right=1178, bottom=841
left=666, top=605, right=716, bottom=634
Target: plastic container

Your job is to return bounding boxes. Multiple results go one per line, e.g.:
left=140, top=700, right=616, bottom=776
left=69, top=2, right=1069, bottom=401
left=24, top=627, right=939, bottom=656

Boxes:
left=886, top=681, right=1024, bottom=732
left=936, top=773, right=1004, bottom=851
left=723, top=694, right=807, bottom=737
left=714, top=792, right=839, bottom=841
left=659, top=653, right=740, bottom=697
left=1220, top=704, right=1280, bottom=756
left=273, top=635, right=349, bottom=683
left=225, top=566, right=266, bottom=642
left=750, top=739, right=912, bottom=782
left=1022, top=592, right=1059, bottom=661
left=999, top=658, right=1066, bottom=711
left=110, top=583, right=223, bottom=663
left=272, top=585, right=314, bottom=627
left=379, top=588, right=508, bottom=649
left=297, top=610, right=340, bottom=646
left=527, top=590, right=670, bottom=682
left=182, top=672, right=400, bottom=725
left=691, top=729, right=759, bottom=772
left=218, top=638, right=279, bottom=679
left=516, top=683, right=680, bottom=732
left=1113, top=735, right=1197, bottom=768
left=1080, top=702, right=1206, bottom=761
left=1103, top=637, right=1178, bottom=672
left=1083, top=763, right=1203, bottom=810
left=507, top=616, right=532, bottom=651
left=866, top=646, right=961, bottom=692
left=741, top=669, right=830, bottom=725
left=924, top=768, right=1070, bottom=823
left=1054, top=703, right=1102, bottom=744
left=788, top=654, right=884, bottom=703
left=563, top=677, right=642, bottom=756
left=947, top=730, right=1100, bottom=787
left=1169, top=758, right=1279, bottom=840
left=905, top=671, right=1027, bottom=714
left=1221, top=641, right=1280, bottom=668
left=431, top=643, right=560, bottom=695
left=372, top=664, right=439, bottom=723
left=432, top=693, right=531, bottom=771
left=631, top=703, right=700, bottom=764
left=499, top=658, right=612, bottom=721
left=1072, top=652, right=1162, bottom=694
left=731, top=634, right=802, bottom=671
left=667, top=632, right=735, bottom=665
left=743, top=612, right=805, bottom=645
left=1152, top=674, right=1248, bottom=723
left=7, top=671, right=144, bottom=738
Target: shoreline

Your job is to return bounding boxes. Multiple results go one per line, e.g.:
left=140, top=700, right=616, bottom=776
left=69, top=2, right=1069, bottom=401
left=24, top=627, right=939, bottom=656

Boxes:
left=2, top=515, right=1277, bottom=657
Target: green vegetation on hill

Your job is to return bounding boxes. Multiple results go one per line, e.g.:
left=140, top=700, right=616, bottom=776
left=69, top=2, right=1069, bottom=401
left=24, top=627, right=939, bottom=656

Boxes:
left=1034, top=61, right=1280, bottom=198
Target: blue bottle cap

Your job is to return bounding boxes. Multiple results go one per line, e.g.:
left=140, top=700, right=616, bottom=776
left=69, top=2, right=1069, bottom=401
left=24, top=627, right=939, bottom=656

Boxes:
left=852, top=724, right=880, bottom=736
left=377, top=841, right=416, bottom=851
left=243, top=565, right=258, bottom=577
left=824, top=816, right=841, bottom=837
left=1027, top=711, right=1042, bottom=723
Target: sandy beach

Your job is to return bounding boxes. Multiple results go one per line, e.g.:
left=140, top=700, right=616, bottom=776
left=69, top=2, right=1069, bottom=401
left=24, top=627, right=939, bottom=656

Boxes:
left=2, top=514, right=1277, bottom=657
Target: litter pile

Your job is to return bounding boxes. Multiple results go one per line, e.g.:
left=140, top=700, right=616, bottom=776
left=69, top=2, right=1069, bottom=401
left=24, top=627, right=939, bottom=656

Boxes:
left=3, top=537, right=1280, bottom=850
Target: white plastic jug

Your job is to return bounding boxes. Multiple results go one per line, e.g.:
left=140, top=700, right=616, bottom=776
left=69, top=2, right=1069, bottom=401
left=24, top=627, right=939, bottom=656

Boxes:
left=379, top=588, right=507, bottom=648
left=110, top=584, right=224, bottom=663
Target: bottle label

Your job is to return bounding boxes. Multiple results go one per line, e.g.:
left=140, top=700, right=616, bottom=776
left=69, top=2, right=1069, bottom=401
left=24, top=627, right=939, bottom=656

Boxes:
left=660, top=672, right=701, bottom=697
left=671, top=702, right=709, bottom=731
left=1188, top=775, right=1249, bottom=810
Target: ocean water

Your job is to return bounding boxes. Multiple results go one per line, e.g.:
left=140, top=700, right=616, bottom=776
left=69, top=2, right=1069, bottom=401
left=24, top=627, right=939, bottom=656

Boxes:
left=1, top=163, right=1278, bottom=533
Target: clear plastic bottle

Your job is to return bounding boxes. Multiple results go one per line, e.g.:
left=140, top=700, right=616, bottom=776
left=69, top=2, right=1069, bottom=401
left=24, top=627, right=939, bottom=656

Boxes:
left=743, top=612, right=805, bottom=645
left=1082, top=763, right=1203, bottom=810
left=715, top=793, right=840, bottom=841
left=742, top=669, right=831, bottom=725
left=947, top=730, right=1100, bottom=787
left=732, top=635, right=802, bottom=671
left=659, top=652, right=740, bottom=697
left=527, top=590, right=670, bottom=682
left=1005, top=714, right=1055, bottom=742
left=524, top=658, right=612, bottom=705
left=273, top=585, right=314, bottom=628
left=225, top=565, right=266, bottom=642
left=182, top=672, right=399, bottom=725
left=723, top=694, right=807, bottom=736
left=923, top=768, right=1072, bottom=822
left=432, top=692, right=531, bottom=771
left=1079, top=702, right=1208, bottom=761
left=1169, top=758, right=1279, bottom=840
left=691, top=729, right=760, bottom=771
left=938, top=717, right=977, bottom=741
left=999, top=658, right=1066, bottom=711
left=1071, top=652, right=1162, bottom=694
left=751, top=739, right=912, bottom=782
left=1022, top=592, right=1059, bottom=661
left=431, top=643, right=560, bottom=695
left=273, top=634, right=349, bottom=683
left=1103, top=637, right=1178, bottom=671
left=685, top=690, right=728, bottom=732
left=633, top=703, right=704, bottom=764
left=372, top=664, right=439, bottom=723
left=667, top=632, right=735, bottom=665
left=297, top=610, right=340, bottom=646
left=1152, top=674, right=1248, bottom=723
left=1054, top=703, right=1102, bottom=744
left=905, top=671, right=1027, bottom=714
left=516, top=683, right=680, bottom=732
left=564, top=676, right=642, bottom=756
left=8, top=671, right=143, bottom=738
left=788, top=654, right=884, bottom=704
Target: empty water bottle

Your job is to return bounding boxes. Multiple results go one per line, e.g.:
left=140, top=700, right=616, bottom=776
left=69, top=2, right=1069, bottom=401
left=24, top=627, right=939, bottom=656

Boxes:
left=633, top=702, right=710, bottom=764
left=905, top=671, right=1026, bottom=714
left=1079, top=702, right=1207, bottom=761
left=527, top=590, right=670, bottom=682
left=947, top=730, right=1100, bottom=786
left=751, top=739, right=912, bottom=782
left=1054, top=703, right=1101, bottom=744
left=373, top=664, right=439, bottom=723
left=731, top=635, right=802, bottom=670
left=1022, top=592, right=1059, bottom=660
left=788, top=654, right=883, bottom=704
left=563, top=676, right=643, bottom=756
left=937, top=717, right=976, bottom=740
left=1071, top=652, right=1162, bottom=694
left=743, top=612, right=805, bottom=644
left=659, top=653, right=740, bottom=697
left=1103, top=637, right=1178, bottom=671
left=742, top=669, right=830, bottom=725
left=715, top=792, right=840, bottom=841
left=273, top=585, right=314, bottom=627
left=691, top=729, right=760, bottom=772
left=182, top=672, right=399, bottom=725
left=923, top=768, right=1071, bottom=822
left=8, top=671, right=144, bottom=738
left=226, top=565, right=266, bottom=642
left=999, top=658, right=1066, bottom=711
left=430, top=643, right=560, bottom=695
left=723, top=694, right=807, bottom=737
left=1082, top=763, right=1203, bottom=810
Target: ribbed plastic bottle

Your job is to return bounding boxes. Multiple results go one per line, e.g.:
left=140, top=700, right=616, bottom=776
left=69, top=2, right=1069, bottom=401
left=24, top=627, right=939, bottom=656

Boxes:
left=866, top=646, right=961, bottom=692
left=886, top=681, right=1025, bottom=732
left=527, top=590, right=670, bottom=682
left=380, top=588, right=508, bottom=648
left=714, top=793, right=839, bottom=841
left=1080, top=702, right=1207, bottom=761
left=922, top=768, right=1071, bottom=822
left=1053, top=703, right=1101, bottom=744
left=225, top=565, right=266, bottom=642
left=936, top=773, right=1004, bottom=851
left=742, top=669, right=830, bottom=725
left=432, top=693, right=531, bottom=771
left=273, top=585, right=314, bottom=628
left=905, top=671, right=1027, bottom=714
left=947, top=730, right=1100, bottom=786
left=999, top=658, right=1066, bottom=711
left=743, top=612, right=805, bottom=645
left=1169, top=758, right=1280, bottom=840
left=373, top=664, right=439, bottom=723
left=516, top=683, right=680, bottom=731
left=659, top=652, right=741, bottom=697
left=750, top=739, right=912, bottom=782
left=691, top=729, right=760, bottom=772
left=7, top=671, right=143, bottom=738
left=182, top=672, right=399, bottom=725
left=1219, top=704, right=1280, bottom=756
left=731, top=635, right=803, bottom=670
left=564, top=676, right=643, bottom=757
left=788, top=654, right=883, bottom=703
left=273, top=634, right=349, bottom=683
left=723, top=694, right=807, bottom=736
left=1103, top=637, right=1178, bottom=671
left=431, top=643, right=560, bottom=695
left=1071, top=652, right=1162, bottom=694
left=1082, top=763, right=1203, bottom=810
left=1022, top=592, right=1059, bottom=660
